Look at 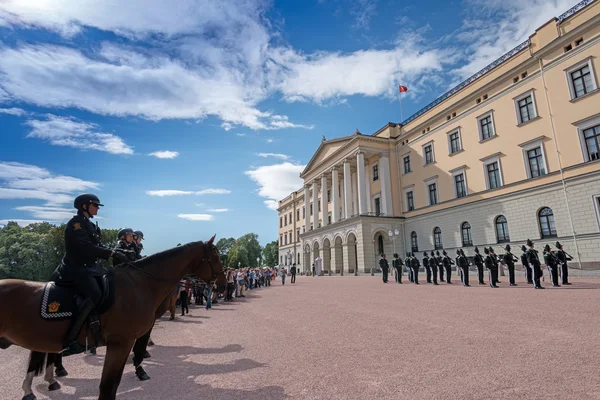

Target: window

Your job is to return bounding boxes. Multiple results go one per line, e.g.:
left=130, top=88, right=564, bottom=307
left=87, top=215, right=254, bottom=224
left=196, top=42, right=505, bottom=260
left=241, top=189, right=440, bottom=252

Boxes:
left=487, top=162, right=501, bottom=189
left=424, top=144, right=434, bottom=165
left=296, top=229, right=300, bottom=241
left=582, top=124, right=600, bottom=162
left=461, top=222, right=472, bottom=246
left=403, top=155, right=412, bottom=173
left=428, top=183, right=438, bottom=205
left=538, top=207, right=557, bottom=238
left=575, top=38, right=583, bottom=46
left=594, top=195, right=600, bottom=230
left=478, top=113, right=495, bottom=141
left=411, top=231, right=418, bottom=252
left=567, top=59, right=598, bottom=100
left=377, top=235, right=384, bottom=255
left=454, top=173, right=467, bottom=198
left=327, top=189, right=331, bottom=203
left=289, top=212, right=292, bottom=223
left=527, top=147, right=546, bottom=178
left=433, top=227, right=442, bottom=250
left=310, top=204, right=313, bottom=216
left=495, top=215, right=510, bottom=243
left=564, top=44, right=572, bottom=52
left=318, top=200, right=321, bottom=212
left=515, top=91, right=537, bottom=124
left=279, top=235, right=283, bottom=246
left=297, top=210, right=300, bottom=221
left=406, top=190, right=414, bottom=211
left=373, top=165, right=379, bottom=181
left=327, top=213, right=331, bottom=224
left=374, top=197, right=381, bottom=216
left=303, top=206, right=305, bottom=218
left=302, top=226, right=305, bottom=233
left=448, top=129, right=462, bottom=154
left=284, top=215, right=287, bottom=226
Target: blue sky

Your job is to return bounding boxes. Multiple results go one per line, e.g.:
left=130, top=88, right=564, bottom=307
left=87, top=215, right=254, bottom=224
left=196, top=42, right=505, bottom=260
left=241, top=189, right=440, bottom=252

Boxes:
left=0, top=0, right=581, bottom=253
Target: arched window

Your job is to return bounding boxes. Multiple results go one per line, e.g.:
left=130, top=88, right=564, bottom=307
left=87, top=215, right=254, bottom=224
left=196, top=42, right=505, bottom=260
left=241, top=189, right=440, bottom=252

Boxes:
left=461, top=222, right=472, bottom=246
left=377, top=234, right=384, bottom=255
left=433, top=227, right=442, bottom=249
left=410, top=231, right=418, bottom=252
left=495, top=215, right=510, bottom=243
left=539, top=207, right=557, bottom=238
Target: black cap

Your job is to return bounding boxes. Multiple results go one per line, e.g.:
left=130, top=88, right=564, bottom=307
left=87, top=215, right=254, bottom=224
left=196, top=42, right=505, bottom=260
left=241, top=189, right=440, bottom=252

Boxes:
left=555, top=241, right=563, bottom=249
left=393, top=253, right=399, bottom=258
left=505, top=244, right=511, bottom=251
left=474, top=246, right=479, bottom=254
left=544, top=244, right=551, bottom=252
left=74, top=193, right=103, bottom=209
left=423, top=252, right=428, bottom=257
left=484, top=247, right=490, bottom=254
left=436, top=250, right=441, bottom=256
left=521, top=245, right=527, bottom=252
left=489, top=247, right=495, bottom=253
left=443, top=250, right=447, bottom=255
left=526, top=239, right=534, bottom=247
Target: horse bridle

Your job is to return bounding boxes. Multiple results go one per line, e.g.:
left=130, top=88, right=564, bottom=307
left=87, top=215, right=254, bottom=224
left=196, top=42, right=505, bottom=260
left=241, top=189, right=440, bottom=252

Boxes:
left=119, top=241, right=225, bottom=286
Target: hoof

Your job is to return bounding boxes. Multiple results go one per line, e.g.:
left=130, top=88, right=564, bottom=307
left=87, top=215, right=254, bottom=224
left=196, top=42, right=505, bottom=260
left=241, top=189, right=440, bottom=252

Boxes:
left=22, top=394, right=37, bottom=400
left=55, top=368, right=68, bottom=377
left=48, top=381, right=61, bottom=391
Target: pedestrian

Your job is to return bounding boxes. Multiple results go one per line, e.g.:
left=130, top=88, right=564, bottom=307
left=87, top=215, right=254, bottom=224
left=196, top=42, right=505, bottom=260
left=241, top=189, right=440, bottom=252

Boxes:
left=379, top=254, right=389, bottom=283
left=180, top=281, right=189, bottom=315
left=312, top=264, right=315, bottom=277
left=291, top=263, right=297, bottom=283
left=281, top=267, right=287, bottom=285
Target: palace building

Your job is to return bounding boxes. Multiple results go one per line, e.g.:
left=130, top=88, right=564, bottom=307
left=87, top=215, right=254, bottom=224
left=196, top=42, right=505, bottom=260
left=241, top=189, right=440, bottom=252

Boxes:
left=277, top=0, right=600, bottom=273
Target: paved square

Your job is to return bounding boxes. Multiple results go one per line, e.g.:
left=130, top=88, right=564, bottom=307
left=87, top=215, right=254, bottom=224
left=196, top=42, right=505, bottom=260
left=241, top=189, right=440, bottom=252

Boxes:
left=1, top=275, right=600, bottom=399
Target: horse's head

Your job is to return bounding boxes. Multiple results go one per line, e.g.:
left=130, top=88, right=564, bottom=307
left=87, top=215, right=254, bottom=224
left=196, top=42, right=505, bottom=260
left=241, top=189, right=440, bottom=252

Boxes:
left=195, top=234, right=227, bottom=293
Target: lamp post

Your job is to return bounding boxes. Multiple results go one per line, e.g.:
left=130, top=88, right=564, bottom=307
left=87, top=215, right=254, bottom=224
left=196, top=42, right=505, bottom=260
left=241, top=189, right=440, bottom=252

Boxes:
left=388, top=228, right=400, bottom=255
left=256, top=257, right=260, bottom=267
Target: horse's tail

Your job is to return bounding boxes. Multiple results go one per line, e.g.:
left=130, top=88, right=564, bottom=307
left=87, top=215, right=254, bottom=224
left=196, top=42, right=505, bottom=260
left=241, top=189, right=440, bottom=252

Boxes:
left=27, top=351, right=47, bottom=377
left=0, top=337, right=13, bottom=349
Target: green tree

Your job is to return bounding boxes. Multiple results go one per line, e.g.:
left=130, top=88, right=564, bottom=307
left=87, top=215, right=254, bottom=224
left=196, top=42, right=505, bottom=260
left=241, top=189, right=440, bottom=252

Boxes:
left=227, top=243, right=249, bottom=269
left=235, top=233, right=262, bottom=268
left=215, top=237, right=236, bottom=267
left=262, top=240, right=278, bottom=267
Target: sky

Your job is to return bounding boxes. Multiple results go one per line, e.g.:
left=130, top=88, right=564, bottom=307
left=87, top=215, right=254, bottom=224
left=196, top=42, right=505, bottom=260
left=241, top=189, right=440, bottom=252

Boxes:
left=0, top=0, right=583, bottom=254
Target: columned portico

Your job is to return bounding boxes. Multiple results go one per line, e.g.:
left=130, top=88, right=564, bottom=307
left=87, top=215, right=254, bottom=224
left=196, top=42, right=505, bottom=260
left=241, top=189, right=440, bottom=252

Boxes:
left=356, top=151, right=368, bottom=215
left=379, top=152, right=393, bottom=216
left=312, top=180, right=318, bottom=229
left=351, top=171, right=358, bottom=216
left=321, top=174, right=328, bottom=227
left=331, top=167, right=339, bottom=223
left=304, top=185, right=310, bottom=230
left=343, top=160, right=352, bottom=219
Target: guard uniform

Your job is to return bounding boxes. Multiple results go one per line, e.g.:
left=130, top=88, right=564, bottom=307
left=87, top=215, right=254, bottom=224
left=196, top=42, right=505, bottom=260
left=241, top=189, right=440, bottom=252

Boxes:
left=410, top=254, right=420, bottom=284
left=473, top=247, right=485, bottom=285
left=422, top=253, right=432, bottom=283
left=484, top=248, right=498, bottom=288
left=392, top=254, right=403, bottom=284
left=502, top=245, right=519, bottom=286
left=436, top=251, right=445, bottom=282
left=429, top=252, right=439, bottom=285
left=525, top=239, right=544, bottom=289
left=442, top=250, right=453, bottom=284
left=405, top=253, right=413, bottom=283
left=456, top=249, right=470, bottom=287
left=554, top=241, right=572, bottom=285
left=520, top=245, right=533, bottom=284
left=543, top=244, right=560, bottom=287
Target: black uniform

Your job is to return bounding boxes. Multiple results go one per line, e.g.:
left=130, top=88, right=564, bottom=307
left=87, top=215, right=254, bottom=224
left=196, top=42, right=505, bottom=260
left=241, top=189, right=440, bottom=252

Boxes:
left=405, top=254, right=413, bottom=283
left=485, top=253, right=498, bottom=288
left=554, top=248, right=572, bottom=285
left=442, top=254, right=454, bottom=284
left=410, top=255, right=420, bottom=284
left=490, top=250, right=501, bottom=283
left=520, top=251, right=533, bottom=284
left=502, top=252, right=519, bottom=286
left=473, top=252, right=485, bottom=285
left=392, top=257, right=403, bottom=283
left=456, top=252, right=470, bottom=286
left=429, top=253, right=439, bottom=285
left=436, top=252, right=445, bottom=282
left=290, top=265, right=297, bottom=283
left=379, top=257, right=389, bottom=283
left=526, top=247, right=544, bottom=289
left=544, top=249, right=560, bottom=287
left=423, top=254, right=432, bottom=283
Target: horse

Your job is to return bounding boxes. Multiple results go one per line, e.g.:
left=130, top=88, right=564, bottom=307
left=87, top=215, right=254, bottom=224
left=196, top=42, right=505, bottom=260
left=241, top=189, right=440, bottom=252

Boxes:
left=0, top=236, right=226, bottom=400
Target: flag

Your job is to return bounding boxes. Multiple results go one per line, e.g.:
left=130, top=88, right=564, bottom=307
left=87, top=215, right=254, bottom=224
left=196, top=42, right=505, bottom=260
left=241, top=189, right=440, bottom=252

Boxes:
left=399, top=85, right=408, bottom=93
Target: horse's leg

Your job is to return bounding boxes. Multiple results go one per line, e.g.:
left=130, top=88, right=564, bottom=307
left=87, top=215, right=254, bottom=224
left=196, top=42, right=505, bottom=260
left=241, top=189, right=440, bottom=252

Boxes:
left=22, top=351, right=45, bottom=400
left=132, top=325, right=154, bottom=381
left=54, top=353, right=68, bottom=377
left=98, top=339, right=135, bottom=400
left=44, top=354, right=61, bottom=391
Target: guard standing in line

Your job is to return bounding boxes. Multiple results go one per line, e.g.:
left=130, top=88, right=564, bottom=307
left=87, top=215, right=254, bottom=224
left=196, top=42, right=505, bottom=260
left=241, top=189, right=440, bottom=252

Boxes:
left=423, top=252, right=432, bottom=283
left=489, top=247, right=501, bottom=284
left=502, top=244, right=519, bottom=286
left=392, top=253, right=403, bottom=284
left=379, top=254, right=389, bottom=283
left=442, top=250, right=454, bottom=284
left=436, top=250, right=445, bottom=282
left=57, top=194, right=126, bottom=356
left=526, top=239, right=544, bottom=289
left=473, top=247, right=485, bottom=285
left=429, top=251, right=439, bottom=285
left=520, top=245, right=533, bottom=284
left=457, top=249, right=471, bottom=287
left=484, top=247, right=498, bottom=288
left=544, top=244, right=561, bottom=287
left=410, top=253, right=420, bottom=284
left=554, top=242, right=572, bottom=285
left=405, top=253, right=413, bottom=283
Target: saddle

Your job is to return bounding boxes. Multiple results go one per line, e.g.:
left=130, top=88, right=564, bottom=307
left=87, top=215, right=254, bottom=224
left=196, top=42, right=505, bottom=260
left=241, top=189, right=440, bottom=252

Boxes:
left=40, top=269, right=115, bottom=321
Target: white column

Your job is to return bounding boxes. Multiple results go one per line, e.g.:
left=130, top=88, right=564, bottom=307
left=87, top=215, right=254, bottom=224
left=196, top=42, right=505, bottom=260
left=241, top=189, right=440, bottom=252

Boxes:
left=343, top=160, right=352, bottom=219
left=331, top=167, right=339, bottom=224
left=351, top=171, right=358, bottom=216
left=304, top=185, right=310, bottom=230
left=365, top=165, right=372, bottom=213
left=312, top=180, right=318, bottom=229
left=379, top=152, right=393, bottom=216
left=340, top=177, right=345, bottom=219
left=321, top=174, right=328, bottom=226
left=356, top=151, right=368, bottom=215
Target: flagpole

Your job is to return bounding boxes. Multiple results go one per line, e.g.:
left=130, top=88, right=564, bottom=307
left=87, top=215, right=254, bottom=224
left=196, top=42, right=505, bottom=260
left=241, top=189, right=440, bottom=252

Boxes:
left=399, top=90, right=403, bottom=123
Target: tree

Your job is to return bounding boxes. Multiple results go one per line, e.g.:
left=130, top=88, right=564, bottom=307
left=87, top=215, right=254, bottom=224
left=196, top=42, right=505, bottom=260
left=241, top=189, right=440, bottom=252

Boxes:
left=215, top=237, right=236, bottom=267
left=227, top=243, right=249, bottom=269
left=263, top=240, right=278, bottom=267
left=235, top=233, right=262, bottom=268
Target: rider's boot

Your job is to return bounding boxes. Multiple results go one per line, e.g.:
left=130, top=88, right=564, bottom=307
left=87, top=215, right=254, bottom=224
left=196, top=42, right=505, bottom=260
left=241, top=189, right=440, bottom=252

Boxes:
left=61, top=298, right=95, bottom=357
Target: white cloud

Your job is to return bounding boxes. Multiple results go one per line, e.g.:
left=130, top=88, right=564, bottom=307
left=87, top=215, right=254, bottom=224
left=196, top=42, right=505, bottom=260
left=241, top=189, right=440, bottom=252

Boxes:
left=178, top=213, right=214, bottom=221
left=0, top=162, right=50, bottom=180
left=236, top=133, right=247, bottom=137
left=14, top=206, right=75, bottom=220
left=0, top=107, right=26, bottom=116
left=257, top=153, right=290, bottom=160
left=350, top=0, right=378, bottom=31
left=244, top=162, right=304, bottom=210
left=149, top=150, right=179, bottom=159
left=25, top=115, right=133, bottom=155
left=266, top=139, right=273, bottom=143
left=146, top=188, right=231, bottom=197
left=206, top=208, right=229, bottom=213
left=0, top=188, right=72, bottom=205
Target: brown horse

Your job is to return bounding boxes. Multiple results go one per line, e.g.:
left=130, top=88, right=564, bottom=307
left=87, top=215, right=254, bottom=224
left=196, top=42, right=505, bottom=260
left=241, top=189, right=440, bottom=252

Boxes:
left=0, top=237, right=226, bottom=400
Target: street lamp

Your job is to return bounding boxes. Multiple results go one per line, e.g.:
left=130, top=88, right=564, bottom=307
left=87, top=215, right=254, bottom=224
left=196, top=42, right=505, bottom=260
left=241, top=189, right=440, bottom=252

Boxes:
left=256, top=257, right=260, bottom=267
left=388, top=228, right=400, bottom=255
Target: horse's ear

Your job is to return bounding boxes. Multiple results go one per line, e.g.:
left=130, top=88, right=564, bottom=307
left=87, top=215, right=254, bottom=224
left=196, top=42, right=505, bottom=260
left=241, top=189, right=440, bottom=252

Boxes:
left=207, top=234, right=216, bottom=245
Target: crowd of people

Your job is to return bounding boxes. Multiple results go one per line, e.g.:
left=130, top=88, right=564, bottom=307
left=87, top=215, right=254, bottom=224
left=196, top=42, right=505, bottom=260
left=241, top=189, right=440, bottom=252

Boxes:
left=378, top=239, right=573, bottom=290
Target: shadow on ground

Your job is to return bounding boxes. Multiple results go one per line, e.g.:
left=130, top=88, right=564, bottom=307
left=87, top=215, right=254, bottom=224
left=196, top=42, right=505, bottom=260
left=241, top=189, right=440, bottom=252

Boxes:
left=37, top=343, right=286, bottom=400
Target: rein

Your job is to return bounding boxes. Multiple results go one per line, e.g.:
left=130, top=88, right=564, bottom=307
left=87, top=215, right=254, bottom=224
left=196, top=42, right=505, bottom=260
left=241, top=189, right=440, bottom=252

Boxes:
left=118, top=242, right=224, bottom=286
